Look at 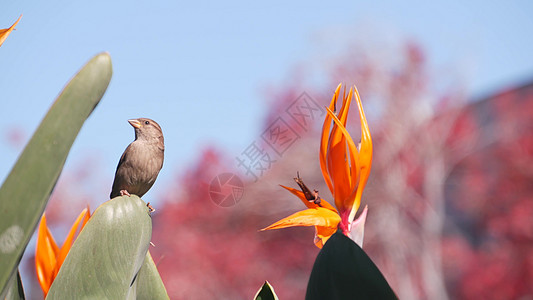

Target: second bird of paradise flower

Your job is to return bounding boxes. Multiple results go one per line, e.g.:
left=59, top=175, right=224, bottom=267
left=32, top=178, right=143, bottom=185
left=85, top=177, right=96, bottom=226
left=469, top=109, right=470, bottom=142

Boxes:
left=35, top=206, right=91, bottom=296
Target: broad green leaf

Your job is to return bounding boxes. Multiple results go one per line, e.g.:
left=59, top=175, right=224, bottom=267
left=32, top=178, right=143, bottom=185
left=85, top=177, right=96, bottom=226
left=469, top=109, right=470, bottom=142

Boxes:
left=46, top=195, right=152, bottom=299
left=135, top=251, right=169, bottom=300
left=3, top=270, right=25, bottom=300
left=253, top=281, right=279, bottom=300
left=0, top=53, right=112, bottom=295
left=306, top=230, right=397, bottom=300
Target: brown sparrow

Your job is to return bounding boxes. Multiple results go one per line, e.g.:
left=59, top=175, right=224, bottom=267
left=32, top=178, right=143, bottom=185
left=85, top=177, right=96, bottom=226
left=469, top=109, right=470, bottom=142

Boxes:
left=110, top=118, right=164, bottom=199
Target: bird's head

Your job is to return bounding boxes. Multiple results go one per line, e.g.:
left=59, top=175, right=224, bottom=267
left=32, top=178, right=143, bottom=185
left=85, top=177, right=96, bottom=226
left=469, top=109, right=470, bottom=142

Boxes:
left=128, top=118, right=164, bottom=147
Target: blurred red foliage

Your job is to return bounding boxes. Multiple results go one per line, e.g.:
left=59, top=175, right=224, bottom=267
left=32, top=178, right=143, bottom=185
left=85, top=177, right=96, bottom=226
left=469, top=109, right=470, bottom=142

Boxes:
left=444, top=82, right=533, bottom=299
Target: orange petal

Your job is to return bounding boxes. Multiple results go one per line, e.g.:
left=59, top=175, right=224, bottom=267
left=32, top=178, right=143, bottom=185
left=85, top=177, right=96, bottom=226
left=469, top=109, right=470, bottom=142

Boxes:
left=0, top=15, right=22, bottom=47
left=325, top=88, right=360, bottom=212
left=339, top=88, right=358, bottom=190
left=325, top=107, right=361, bottom=214
left=348, top=86, right=373, bottom=223
left=36, top=213, right=59, bottom=296
left=313, top=225, right=337, bottom=248
left=315, top=198, right=338, bottom=213
left=280, top=184, right=337, bottom=213
left=326, top=122, right=350, bottom=210
left=280, top=184, right=317, bottom=209
left=319, top=83, right=341, bottom=195
left=261, top=207, right=341, bottom=231
left=81, top=204, right=91, bottom=228
left=328, top=88, right=356, bottom=199
left=356, top=85, right=372, bottom=189
left=53, top=208, right=89, bottom=277
left=337, top=86, right=353, bottom=127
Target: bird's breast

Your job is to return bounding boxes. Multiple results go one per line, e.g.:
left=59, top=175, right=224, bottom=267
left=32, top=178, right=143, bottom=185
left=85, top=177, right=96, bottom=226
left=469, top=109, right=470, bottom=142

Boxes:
left=126, top=141, right=164, bottom=183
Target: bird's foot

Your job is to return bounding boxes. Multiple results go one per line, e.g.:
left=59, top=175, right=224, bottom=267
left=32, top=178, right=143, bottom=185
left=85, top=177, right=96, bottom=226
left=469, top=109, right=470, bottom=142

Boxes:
left=119, top=190, right=131, bottom=196
left=147, top=202, right=155, bottom=213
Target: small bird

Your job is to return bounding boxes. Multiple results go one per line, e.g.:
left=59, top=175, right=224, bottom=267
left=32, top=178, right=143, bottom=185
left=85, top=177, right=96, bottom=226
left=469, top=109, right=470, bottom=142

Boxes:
left=110, top=118, right=164, bottom=199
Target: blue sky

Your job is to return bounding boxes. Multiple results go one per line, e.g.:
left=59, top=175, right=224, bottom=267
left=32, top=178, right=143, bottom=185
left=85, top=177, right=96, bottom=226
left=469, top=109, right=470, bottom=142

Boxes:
left=1, top=0, right=532, bottom=205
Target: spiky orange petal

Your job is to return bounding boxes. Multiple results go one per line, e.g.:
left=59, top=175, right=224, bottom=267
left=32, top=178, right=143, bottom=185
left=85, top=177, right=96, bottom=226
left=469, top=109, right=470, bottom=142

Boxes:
left=325, top=106, right=361, bottom=219
left=348, top=86, right=373, bottom=223
left=36, top=214, right=59, bottom=295
left=280, top=184, right=317, bottom=209
left=53, top=208, right=89, bottom=277
left=279, top=184, right=338, bottom=213
left=326, top=118, right=351, bottom=213
left=337, top=86, right=353, bottom=127
left=0, top=15, right=22, bottom=47
left=260, top=207, right=341, bottom=231
left=336, top=87, right=359, bottom=190
left=319, top=84, right=341, bottom=195
left=82, top=204, right=91, bottom=227
left=35, top=206, right=91, bottom=296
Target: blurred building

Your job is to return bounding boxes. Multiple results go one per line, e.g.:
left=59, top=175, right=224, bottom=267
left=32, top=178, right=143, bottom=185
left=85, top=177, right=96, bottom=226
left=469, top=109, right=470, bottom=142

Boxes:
left=444, top=80, right=533, bottom=299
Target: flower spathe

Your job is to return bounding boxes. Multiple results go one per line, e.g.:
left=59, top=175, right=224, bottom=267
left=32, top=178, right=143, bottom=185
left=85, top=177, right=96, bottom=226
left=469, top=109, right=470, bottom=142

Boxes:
left=262, top=83, right=373, bottom=248
left=35, top=206, right=90, bottom=296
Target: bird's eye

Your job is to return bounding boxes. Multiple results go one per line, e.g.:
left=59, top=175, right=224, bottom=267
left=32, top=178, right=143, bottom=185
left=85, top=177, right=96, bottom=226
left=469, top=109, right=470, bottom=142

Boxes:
left=144, top=121, right=150, bottom=125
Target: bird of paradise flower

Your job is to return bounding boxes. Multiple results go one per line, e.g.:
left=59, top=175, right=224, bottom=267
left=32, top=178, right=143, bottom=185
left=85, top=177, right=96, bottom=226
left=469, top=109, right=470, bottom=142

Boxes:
left=35, top=207, right=91, bottom=296
left=262, top=83, right=372, bottom=248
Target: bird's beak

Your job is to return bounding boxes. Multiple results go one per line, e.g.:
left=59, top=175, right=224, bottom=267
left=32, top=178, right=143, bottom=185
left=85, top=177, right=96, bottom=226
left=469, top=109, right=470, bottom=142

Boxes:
left=128, top=119, right=142, bottom=129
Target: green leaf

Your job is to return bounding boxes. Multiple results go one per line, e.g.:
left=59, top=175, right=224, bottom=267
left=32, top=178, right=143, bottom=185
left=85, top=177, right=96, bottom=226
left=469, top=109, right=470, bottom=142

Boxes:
left=46, top=195, right=152, bottom=299
left=3, top=270, right=25, bottom=300
left=254, top=281, right=279, bottom=300
left=135, top=251, right=169, bottom=300
left=0, top=52, right=112, bottom=295
left=305, top=230, right=397, bottom=300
